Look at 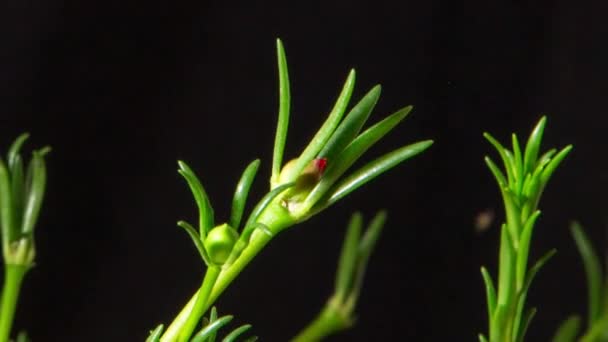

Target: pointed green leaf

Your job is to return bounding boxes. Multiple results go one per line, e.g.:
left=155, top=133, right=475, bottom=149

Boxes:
left=484, top=156, right=507, bottom=188
left=521, top=249, right=556, bottom=296
left=271, top=39, right=291, bottom=187
left=484, top=132, right=515, bottom=186
left=318, top=85, right=382, bottom=161
left=512, top=133, right=524, bottom=191
left=21, top=151, right=47, bottom=234
left=539, top=145, right=573, bottom=187
left=191, top=315, right=234, bottom=342
left=146, top=324, right=164, bottom=342
left=222, top=324, right=252, bottom=342
left=10, top=155, right=24, bottom=232
left=516, top=210, right=541, bottom=290
left=318, top=140, right=433, bottom=210
left=304, top=106, right=412, bottom=210
left=335, top=212, right=363, bottom=301
left=497, top=223, right=515, bottom=306
left=0, top=158, right=15, bottom=245
left=7, top=133, right=29, bottom=168
left=534, top=148, right=556, bottom=172
left=230, top=160, right=260, bottom=230
left=280, top=70, right=356, bottom=184
left=570, top=222, right=603, bottom=326
left=481, top=266, right=497, bottom=333
left=178, top=160, right=214, bottom=237
left=242, top=182, right=294, bottom=232
left=178, top=220, right=211, bottom=266
left=552, top=315, right=581, bottom=342
left=208, top=307, right=219, bottom=342
left=345, top=210, right=386, bottom=312
left=523, top=116, right=547, bottom=174
left=516, top=307, right=537, bottom=342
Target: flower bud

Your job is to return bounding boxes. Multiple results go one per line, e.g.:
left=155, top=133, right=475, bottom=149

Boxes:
left=278, top=158, right=328, bottom=212
left=204, top=223, right=239, bottom=265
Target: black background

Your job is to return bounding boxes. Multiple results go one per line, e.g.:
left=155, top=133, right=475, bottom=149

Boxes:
left=1, top=0, right=607, bottom=341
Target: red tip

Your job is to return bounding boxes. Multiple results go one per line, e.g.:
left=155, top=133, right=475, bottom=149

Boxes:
left=314, top=158, right=328, bottom=173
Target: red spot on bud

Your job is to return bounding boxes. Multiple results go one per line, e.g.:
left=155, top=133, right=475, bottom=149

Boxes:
left=314, top=158, right=328, bottom=174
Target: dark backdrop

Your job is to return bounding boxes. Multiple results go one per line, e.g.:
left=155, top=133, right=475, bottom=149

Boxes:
left=1, top=0, right=607, bottom=341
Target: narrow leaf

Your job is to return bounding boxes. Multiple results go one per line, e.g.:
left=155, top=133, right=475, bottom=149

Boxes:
left=305, top=106, right=412, bottom=209
left=10, top=155, right=24, bottom=231
left=178, top=160, right=214, bottom=237
left=516, top=307, right=537, bottom=342
left=271, top=39, right=291, bottom=187
left=515, top=210, right=541, bottom=291
left=7, top=133, right=29, bottom=168
left=539, top=145, right=573, bottom=187
left=0, top=159, right=15, bottom=243
left=334, top=212, right=363, bottom=301
left=552, top=315, right=581, bottom=342
left=208, top=307, right=219, bottom=342
left=280, top=70, right=356, bottom=183
left=222, top=324, right=252, bottom=342
left=497, top=223, right=515, bottom=306
left=484, top=156, right=507, bottom=188
left=146, top=324, right=164, bottom=342
left=521, top=249, right=557, bottom=296
left=481, top=266, right=497, bottom=333
left=523, top=116, right=547, bottom=174
left=21, top=151, right=47, bottom=234
left=319, top=140, right=433, bottom=210
left=178, top=220, right=211, bottom=266
left=483, top=132, right=515, bottom=186
left=345, top=210, right=387, bottom=311
left=512, top=133, right=524, bottom=191
left=229, top=159, right=260, bottom=229
left=317, top=85, right=382, bottom=161
left=190, top=315, right=234, bottom=342
left=570, top=222, right=603, bottom=326
left=242, top=182, right=294, bottom=232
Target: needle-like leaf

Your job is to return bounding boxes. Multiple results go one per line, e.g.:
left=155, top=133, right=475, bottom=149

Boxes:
left=484, top=132, right=515, bottom=187
left=229, top=160, right=260, bottom=230
left=304, top=106, right=412, bottom=210
left=0, top=159, right=15, bottom=244
left=319, top=140, right=433, bottom=210
left=190, top=315, right=233, bottom=342
left=271, top=39, right=291, bottom=187
left=515, top=210, right=541, bottom=290
left=7, top=133, right=29, bottom=169
left=177, top=220, right=211, bottom=266
left=222, top=324, right=253, bottom=342
left=334, top=212, right=362, bottom=302
left=523, top=116, right=546, bottom=174
left=481, top=266, right=497, bottom=332
left=280, top=70, right=356, bottom=184
left=146, top=324, right=164, bottom=342
left=208, top=307, right=219, bottom=342
left=178, top=161, right=214, bottom=238
left=516, top=307, right=537, bottom=342
left=242, top=182, right=294, bottom=232
left=570, top=222, right=603, bottom=327
left=318, top=85, right=382, bottom=162
left=21, top=151, right=46, bottom=235
left=539, top=145, right=573, bottom=187
left=484, top=157, right=507, bottom=188
left=497, top=224, right=515, bottom=306
left=10, top=155, right=24, bottom=232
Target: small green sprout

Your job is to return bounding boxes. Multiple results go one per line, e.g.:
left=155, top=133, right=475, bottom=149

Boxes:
left=0, top=133, right=50, bottom=342
left=479, top=117, right=572, bottom=342
left=292, top=211, right=386, bottom=341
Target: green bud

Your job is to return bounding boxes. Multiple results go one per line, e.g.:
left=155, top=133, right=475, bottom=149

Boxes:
left=204, top=223, right=239, bottom=265
left=278, top=158, right=327, bottom=212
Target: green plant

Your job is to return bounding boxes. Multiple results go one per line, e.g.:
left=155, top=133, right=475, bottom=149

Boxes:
left=479, top=117, right=572, bottom=342
left=553, top=222, right=608, bottom=342
left=0, top=134, right=50, bottom=342
left=154, top=39, right=433, bottom=342
left=292, top=211, right=386, bottom=341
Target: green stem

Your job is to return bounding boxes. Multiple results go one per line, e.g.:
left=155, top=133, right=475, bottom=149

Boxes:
left=291, top=300, right=350, bottom=342
left=0, top=264, right=28, bottom=342
left=178, top=265, right=221, bottom=342
left=161, top=202, right=290, bottom=342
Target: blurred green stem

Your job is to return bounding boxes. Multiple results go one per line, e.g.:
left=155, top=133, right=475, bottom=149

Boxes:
left=178, top=266, right=221, bottom=342
left=0, top=264, right=28, bottom=342
left=291, top=299, right=350, bottom=342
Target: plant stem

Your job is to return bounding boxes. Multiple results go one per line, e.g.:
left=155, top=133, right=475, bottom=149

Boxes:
left=178, top=265, right=221, bottom=342
left=161, top=203, right=288, bottom=342
left=0, top=264, right=28, bottom=342
left=291, top=299, right=350, bottom=342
